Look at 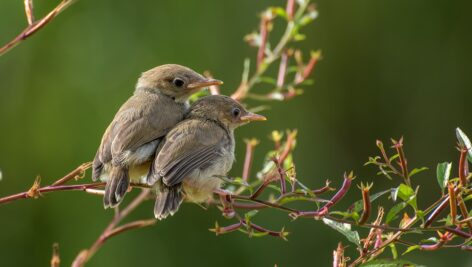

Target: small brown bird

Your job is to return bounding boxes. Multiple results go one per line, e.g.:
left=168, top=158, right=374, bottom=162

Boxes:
left=92, top=64, right=223, bottom=208
left=147, top=95, right=266, bottom=219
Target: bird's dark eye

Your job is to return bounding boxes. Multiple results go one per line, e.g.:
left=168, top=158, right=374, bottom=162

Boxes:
left=232, top=108, right=241, bottom=118
left=173, top=78, right=185, bottom=87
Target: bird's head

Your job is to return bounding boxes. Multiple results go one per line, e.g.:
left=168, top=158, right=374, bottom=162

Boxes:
left=188, top=95, right=267, bottom=130
left=136, top=64, right=223, bottom=102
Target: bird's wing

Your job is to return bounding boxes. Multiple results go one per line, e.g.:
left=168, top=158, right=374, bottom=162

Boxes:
left=97, top=93, right=183, bottom=165
left=153, top=119, right=227, bottom=187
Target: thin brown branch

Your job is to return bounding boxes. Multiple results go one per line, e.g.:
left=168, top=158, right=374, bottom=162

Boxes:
left=358, top=183, right=372, bottom=225
left=231, top=0, right=311, bottom=101
left=459, top=147, right=469, bottom=187
left=24, top=0, right=35, bottom=25
left=448, top=183, right=457, bottom=225
left=277, top=51, right=288, bottom=88
left=50, top=243, right=60, bottom=267
left=72, top=189, right=152, bottom=267
left=242, top=139, right=259, bottom=182
left=333, top=242, right=346, bottom=267
left=0, top=182, right=105, bottom=205
left=278, top=130, right=297, bottom=163
left=425, top=187, right=459, bottom=228
left=293, top=172, right=354, bottom=218
left=391, top=137, right=410, bottom=186
left=0, top=0, right=75, bottom=56
left=52, top=162, right=92, bottom=186
left=242, top=219, right=287, bottom=239
left=295, top=50, right=321, bottom=84
left=0, top=161, right=153, bottom=206
left=257, top=14, right=270, bottom=70
left=203, top=71, right=221, bottom=95
left=104, top=219, right=156, bottom=240
left=375, top=140, right=401, bottom=176
left=273, top=158, right=287, bottom=194
left=286, top=0, right=296, bottom=21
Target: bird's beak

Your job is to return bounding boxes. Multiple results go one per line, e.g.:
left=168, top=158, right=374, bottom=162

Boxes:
left=187, top=78, right=224, bottom=89
left=240, top=112, right=267, bottom=122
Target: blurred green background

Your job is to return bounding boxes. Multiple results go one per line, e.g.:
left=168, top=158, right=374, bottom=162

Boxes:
left=1, top=0, right=472, bottom=266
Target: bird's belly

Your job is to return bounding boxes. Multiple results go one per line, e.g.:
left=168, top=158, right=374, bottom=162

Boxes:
left=182, top=149, right=234, bottom=203
left=126, top=139, right=160, bottom=165
left=100, top=161, right=151, bottom=184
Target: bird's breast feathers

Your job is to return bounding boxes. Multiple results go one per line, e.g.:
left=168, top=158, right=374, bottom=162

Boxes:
left=183, top=144, right=234, bottom=203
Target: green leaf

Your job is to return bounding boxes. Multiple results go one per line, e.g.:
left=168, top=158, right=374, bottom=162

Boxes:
left=464, top=193, right=472, bottom=202
left=389, top=154, right=400, bottom=162
left=299, top=10, right=319, bottom=26
left=386, top=202, right=408, bottom=223
left=436, top=162, right=452, bottom=191
left=322, top=218, right=360, bottom=247
left=283, top=154, right=294, bottom=170
left=402, top=245, right=420, bottom=256
left=409, top=167, right=428, bottom=177
left=245, top=210, right=259, bottom=219
left=378, top=166, right=394, bottom=180
left=360, top=259, right=424, bottom=267
left=397, top=184, right=415, bottom=201
left=278, top=195, right=316, bottom=205
left=293, top=34, right=306, bottom=41
left=258, top=76, right=277, bottom=85
left=329, top=211, right=360, bottom=222
left=266, top=184, right=282, bottom=192
left=239, top=228, right=269, bottom=238
left=270, top=7, right=287, bottom=19
left=395, top=184, right=417, bottom=210
left=389, top=243, right=398, bottom=259
left=415, top=209, right=425, bottom=223
left=456, top=127, right=472, bottom=163
left=219, top=176, right=249, bottom=187
left=364, top=156, right=381, bottom=166
left=189, top=90, right=210, bottom=102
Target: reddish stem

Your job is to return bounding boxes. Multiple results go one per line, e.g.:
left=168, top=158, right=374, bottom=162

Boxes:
left=279, top=130, right=297, bottom=164
left=277, top=51, right=288, bottom=88
left=292, top=172, right=354, bottom=218
left=425, top=197, right=449, bottom=228
left=257, top=16, right=270, bottom=70
left=0, top=0, right=74, bottom=56
left=286, top=0, right=296, bottom=20
left=448, top=183, right=457, bottom=225
left=273, top=158, right=287, bottom=194
left=242, top=139, right=258, bottom=182
left=358, top=186, right=371, bottom=225
left=52, top=162, right=92, bottom=186
left=392, top=137, right=410, bottom=185
left=0, top=182, right=105, bottom=205
left=242, top=219, right=285, bottom=238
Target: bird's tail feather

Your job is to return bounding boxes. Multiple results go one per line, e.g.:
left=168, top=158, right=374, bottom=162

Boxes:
left=154, top=185, right=183, bottom=220
left=146, top=164, right=160, bottom=186
left=103, top=166, right=129, bottom=208
left=92, top=153, right=103, bottom=182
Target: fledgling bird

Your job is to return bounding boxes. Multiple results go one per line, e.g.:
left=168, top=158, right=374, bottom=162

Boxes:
left=147, top=95, right=267, bottom=220
left=92, top=64, right=223, bottom=208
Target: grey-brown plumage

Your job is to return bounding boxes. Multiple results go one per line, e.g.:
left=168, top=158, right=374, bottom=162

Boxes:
left=147, top=95, right=267, bottom=219
left=92, top=64, right=223, bottom=208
